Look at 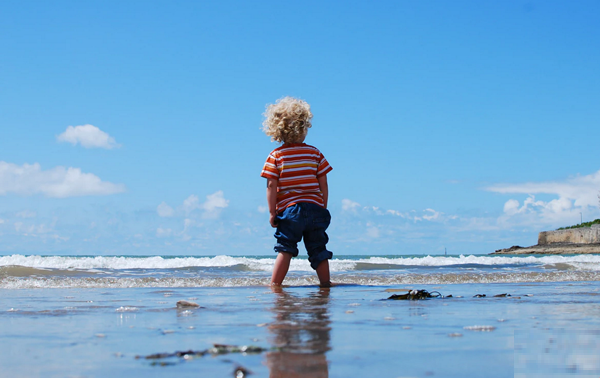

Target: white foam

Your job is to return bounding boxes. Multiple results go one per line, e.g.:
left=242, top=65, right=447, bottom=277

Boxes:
left=463, top=325, right=496, bottom=332
left=2, top=254, right=600, bottom=272
left=355, top=254, right=600, bottom=267
left=2, top=270, right=599, bottom=289
left=115, top=306, right=138, bottom=312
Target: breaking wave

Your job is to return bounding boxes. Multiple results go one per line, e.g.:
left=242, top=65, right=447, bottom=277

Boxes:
left=2, top=254, right=600, bottom=289
left=2, top=254, right=600, bottom=271
left=2, top=271, right=600, bottom=289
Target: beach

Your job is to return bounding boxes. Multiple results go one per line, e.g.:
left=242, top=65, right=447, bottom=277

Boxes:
left=2, top=254, right=600, bottom=377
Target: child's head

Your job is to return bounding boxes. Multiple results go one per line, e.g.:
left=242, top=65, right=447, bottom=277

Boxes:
left=262, top=96, right=313, bottom=144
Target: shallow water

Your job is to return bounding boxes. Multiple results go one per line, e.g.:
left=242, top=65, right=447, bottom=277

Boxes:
left=2, top=254, right=600, bottom=288
left=2, top=281, right=600, bottom=377
left=3, top=254, right=600, bottom=377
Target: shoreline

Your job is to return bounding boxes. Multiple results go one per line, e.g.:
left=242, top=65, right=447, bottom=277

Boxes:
left=492, top=242, right=600, bottom=255
left=3, top=282, right=600, bottom=377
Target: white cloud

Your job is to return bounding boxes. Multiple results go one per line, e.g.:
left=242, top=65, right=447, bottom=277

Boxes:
left=422, top=209, right=441, bottom=221
left=487, top=170, right=600, bottom=208
left=386, top=209, right=406, bottom=217
left=180, top=218, right=194, bottom=241
left=341, top=199, right=447, bottom=224
left=0, top=219, right=5, bottom=224
left=183, top=195, right=201, bottom=214
left=489, top=170, right=600, bottom=225
left=0, top=161, right=126, bottom=198
left=257, top=205, right=267, bottom=213
left=14, top=221, right=54, bottom=235
left=203, top=191, right=229, bottom=213
left=156, top=227, right=172, bottom=238
left=342, top=199, right=360, bottom=211
left=157, top=202, right=175, bottom=217
left=16, top=210, right=37, bottom=218
left=499, top=195, right=579, bottom=225
left=503, top=199, right=520, bottom=215
left=366, top=224, right=380, bottom=238
left=57, top=124, right=120, bottom=149
left=182, top=191, right=229, bottom=218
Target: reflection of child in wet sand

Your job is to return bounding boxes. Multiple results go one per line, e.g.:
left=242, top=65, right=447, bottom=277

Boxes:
left=260, top=97, right=333, bottom=287
left=267, top=286, right=331, bottom=378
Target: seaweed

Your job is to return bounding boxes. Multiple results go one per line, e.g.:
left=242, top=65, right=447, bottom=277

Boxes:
left=137, top=344, right=268, bottom=360
left=387, top=290, right=444, bottom=300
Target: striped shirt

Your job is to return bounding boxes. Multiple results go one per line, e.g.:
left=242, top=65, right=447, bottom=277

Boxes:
left=261, top=143, right=333, bottom=212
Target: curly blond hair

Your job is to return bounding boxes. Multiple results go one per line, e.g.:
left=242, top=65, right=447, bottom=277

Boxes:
left=262, top=96, right=313, bottom=144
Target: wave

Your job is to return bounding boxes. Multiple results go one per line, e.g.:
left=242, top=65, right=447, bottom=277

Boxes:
left=2, top=254, right=600, bottom=272
left=2, top=271, right=600, bottom=289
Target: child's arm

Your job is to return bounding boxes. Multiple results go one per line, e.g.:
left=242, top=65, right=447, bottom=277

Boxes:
left=266, top=178, right=279, bottom=227
left=318, top=175, right=329, bottom=208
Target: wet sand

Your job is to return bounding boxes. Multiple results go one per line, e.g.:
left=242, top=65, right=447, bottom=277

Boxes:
left=2, top=282, right=600, bottom=377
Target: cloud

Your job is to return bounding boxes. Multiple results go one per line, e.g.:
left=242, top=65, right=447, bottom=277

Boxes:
left=366, top=223, right=380, bottom=238
left=183, top=195, right=201, bottom=214
left=257, top=206, right=267, bottom=213
left=157, top=202, right=175, bottom=217
left=0, top=161, right=126, bottom=198
left=156, top=227, right=172, bottom=238
left=503, top=199, right=520, bottom=216
left=342, top=199, right=361, bottom=211
left=488, top=169, right=600, bottom=225
left=16, top=210, right=37, bottom=218
left=203, top=191, right=229, bottom=213
left=343, top=198, right=446, bottom=223
left=421, top=209, right=441, bottom=221
left=176, top=191, right=230, bottom=218
left=386, top=209, right=406, bottom=217
left=57, top=124, right=120, bottom=149
left=499, top=195, right=580, bottom=225
left=487, top=170, right=600, bottom=208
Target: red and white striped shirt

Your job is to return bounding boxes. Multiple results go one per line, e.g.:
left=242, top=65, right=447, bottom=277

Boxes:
left=261, top=143, right=333, bottom=212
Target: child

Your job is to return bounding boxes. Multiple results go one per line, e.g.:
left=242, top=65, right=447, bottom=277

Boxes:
left=260, top=96, right=333, bottom=287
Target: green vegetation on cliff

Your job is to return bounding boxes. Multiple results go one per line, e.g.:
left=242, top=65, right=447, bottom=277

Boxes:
left=558, top=219, right=600, bottom=230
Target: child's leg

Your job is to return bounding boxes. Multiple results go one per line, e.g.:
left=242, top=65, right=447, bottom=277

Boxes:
left=315, top=259, right=331, bottom=288
left=303, top=204, right=333, bottom=287
left=271, top=252, right=293, bottom=285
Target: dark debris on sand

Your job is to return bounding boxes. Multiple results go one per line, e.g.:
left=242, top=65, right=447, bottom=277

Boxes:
left=386, top=290, right=519, bottom=300
left=137, top=343, right=269, bottom=361
left=387, top=290, right=444, bottom=300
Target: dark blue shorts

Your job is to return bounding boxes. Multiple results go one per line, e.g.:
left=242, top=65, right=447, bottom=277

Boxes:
left=274, top=202, right=333, bottom=270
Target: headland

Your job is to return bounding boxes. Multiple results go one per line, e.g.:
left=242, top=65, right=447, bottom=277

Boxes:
left=492, top=223, right=600, bottom=255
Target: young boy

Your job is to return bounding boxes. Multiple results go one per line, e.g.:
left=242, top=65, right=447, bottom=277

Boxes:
left=260, top=96, right=333, bottom=287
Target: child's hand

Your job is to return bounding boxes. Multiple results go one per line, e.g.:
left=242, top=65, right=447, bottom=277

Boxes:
left=269, top=213, right=278, bottom=228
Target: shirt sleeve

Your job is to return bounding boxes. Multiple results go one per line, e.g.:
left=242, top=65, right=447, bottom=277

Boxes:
left=316, top=152, right=333, bottom=177
left=260, top=152, right=280, bottom=179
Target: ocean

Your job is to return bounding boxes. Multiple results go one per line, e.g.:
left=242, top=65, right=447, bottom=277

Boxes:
left=2, top=253, right=600, bottom=377
left=2, top=253, right=600, bottom=289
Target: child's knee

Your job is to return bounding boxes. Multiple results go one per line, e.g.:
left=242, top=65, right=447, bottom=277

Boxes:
left=308, top=249, right=333, bottom=270
left=274, top=243, right=299, bottom=257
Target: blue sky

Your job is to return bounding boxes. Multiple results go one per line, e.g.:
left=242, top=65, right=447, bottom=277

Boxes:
left=1, top=1, right=599, bottom=256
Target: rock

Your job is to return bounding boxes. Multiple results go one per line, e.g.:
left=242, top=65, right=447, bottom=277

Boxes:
left=492, top=242, right=600, bottom=255
left=234, top=365, right=252, bottom=377
left=494, top=245, right=523, bottom=253
left=176, top=300, right=201, bottom=308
